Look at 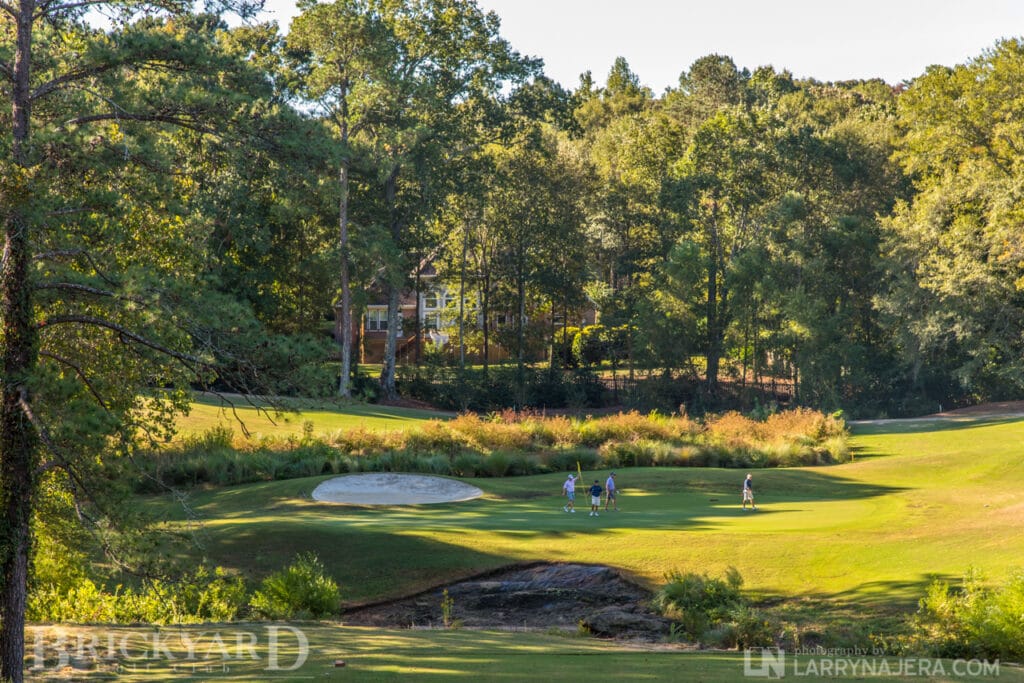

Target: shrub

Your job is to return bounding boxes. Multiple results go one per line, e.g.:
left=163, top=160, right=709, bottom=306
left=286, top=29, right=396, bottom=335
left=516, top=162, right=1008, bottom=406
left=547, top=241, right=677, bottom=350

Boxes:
left=912, top=569, right=1024, bottom=659
left=250, top=553, right=340, bottom=620
left=27, top=566, right=247, bottom=624
left=654, top=568, right=745, bottom=639
left=730, top=605, right=779, bottom=649
left=553, top=326, right=580, bottom=367
left=572, top=325, right=607, bottom=366
left=566, top=369, right=605, bottom=409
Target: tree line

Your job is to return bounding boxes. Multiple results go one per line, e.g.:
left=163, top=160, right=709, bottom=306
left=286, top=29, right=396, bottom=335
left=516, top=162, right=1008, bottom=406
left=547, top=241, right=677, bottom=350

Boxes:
left=3, top=0, right=1024, bottom=678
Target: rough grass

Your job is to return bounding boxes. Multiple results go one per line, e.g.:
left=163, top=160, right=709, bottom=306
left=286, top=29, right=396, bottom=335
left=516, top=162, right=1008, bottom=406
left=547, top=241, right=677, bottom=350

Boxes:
left=141, top=407, right=849, bottom=489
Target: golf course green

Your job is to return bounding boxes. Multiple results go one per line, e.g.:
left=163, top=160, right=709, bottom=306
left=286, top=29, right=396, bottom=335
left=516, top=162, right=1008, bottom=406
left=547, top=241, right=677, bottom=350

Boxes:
left=53, top=408, right=1024, bottom=681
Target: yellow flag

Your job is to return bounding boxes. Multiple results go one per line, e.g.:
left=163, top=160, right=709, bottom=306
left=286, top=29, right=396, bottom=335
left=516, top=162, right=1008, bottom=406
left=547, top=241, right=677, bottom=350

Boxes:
left=577, top=461, right=582, bottom=481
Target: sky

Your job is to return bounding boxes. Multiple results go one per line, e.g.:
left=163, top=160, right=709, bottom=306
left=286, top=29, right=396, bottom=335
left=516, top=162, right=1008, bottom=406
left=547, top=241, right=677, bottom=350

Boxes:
left=258, top=0, right=1024, bottom=91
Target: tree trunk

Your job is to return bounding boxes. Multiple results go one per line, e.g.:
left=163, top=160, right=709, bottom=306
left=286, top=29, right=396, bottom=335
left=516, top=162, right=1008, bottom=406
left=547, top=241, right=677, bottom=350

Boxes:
left=1, top=4, right=39, bottom=680
left=705, top=206, right=721, bottom=398
left=338, top=159, right=353, bottom=398
left=458, top=220, right=468, bottom=372
left=380, top=284, right=401, bottom=401
left=413, top=259, right=421, bottom=365
left=379, top=166, right=401, bottom=401
left=481, top=276, right=490, bottom=375
left=516, top=268, right=526, bottom=409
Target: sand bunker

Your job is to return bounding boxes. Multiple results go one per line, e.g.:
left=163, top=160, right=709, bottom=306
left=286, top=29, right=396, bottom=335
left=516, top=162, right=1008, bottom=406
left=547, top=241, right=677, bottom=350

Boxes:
left=312, top=473, right=484, bottom=505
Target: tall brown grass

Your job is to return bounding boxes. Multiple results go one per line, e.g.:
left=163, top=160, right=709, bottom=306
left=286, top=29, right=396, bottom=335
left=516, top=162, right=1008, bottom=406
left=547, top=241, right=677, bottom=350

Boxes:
left=134, top=407, right=849, bottom=490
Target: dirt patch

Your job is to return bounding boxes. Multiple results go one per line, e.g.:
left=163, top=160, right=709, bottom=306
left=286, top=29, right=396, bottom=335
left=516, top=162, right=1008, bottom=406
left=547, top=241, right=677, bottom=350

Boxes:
left=343, top=562, right=670, bottom=640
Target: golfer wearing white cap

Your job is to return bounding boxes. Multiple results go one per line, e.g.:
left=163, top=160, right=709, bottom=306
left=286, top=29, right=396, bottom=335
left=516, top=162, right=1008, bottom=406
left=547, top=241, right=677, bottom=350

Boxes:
left=562, top=473, right=580, bottom=513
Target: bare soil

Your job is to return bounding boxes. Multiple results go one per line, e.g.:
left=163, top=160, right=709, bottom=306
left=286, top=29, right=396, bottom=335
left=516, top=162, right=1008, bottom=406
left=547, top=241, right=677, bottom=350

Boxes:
left=342, top=562, right=671, bottom=640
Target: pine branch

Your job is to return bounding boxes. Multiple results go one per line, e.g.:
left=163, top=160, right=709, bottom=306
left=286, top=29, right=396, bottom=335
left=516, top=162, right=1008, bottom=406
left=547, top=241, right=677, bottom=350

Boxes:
left=31, top=62, right=121, bottom=101
left=38, top=350, right=111, bottom=413
left=34, top=0, right=113, bottom=16
left=35, top=282, right=152, bottom=310
left=39, top=313, right=206, bottom=366
left=36, top=281, right=118, bottom=298
left=33, top=249, right=122, bottom=288
left=63, top=111, right=216, bottom=135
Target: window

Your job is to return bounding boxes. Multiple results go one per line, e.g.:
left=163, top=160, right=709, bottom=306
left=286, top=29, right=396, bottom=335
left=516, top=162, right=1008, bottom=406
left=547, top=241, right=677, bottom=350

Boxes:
left=366, top=308, right=388, bottom=332
left=424, top=312, right=442, bottom=330
left=494, top=313, right=508, bottom=327
left=424, top=292, right=439, bottom=309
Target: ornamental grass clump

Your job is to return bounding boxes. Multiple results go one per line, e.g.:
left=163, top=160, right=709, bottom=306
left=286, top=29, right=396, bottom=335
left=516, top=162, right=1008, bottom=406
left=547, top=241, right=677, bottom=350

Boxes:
left=575, top=410, right=686, bottom=446
left=328, top=425, right=400, bottom=454
left=404, top=420, right=468, bottom=455
left=448, top=412, right=534, bottom=451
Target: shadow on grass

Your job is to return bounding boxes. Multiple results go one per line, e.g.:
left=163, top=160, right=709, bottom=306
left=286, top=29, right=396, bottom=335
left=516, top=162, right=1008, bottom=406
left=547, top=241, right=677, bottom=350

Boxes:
left=197, top=517, right=518, bottom=606
left=757, top=574, right=962, bottom=635
left=850, top=415, right=1024, bottom=437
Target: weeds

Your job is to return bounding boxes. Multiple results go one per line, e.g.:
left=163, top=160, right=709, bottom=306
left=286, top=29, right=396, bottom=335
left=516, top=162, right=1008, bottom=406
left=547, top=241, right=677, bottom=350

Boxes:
left=131, top=408, right=849, bottom=491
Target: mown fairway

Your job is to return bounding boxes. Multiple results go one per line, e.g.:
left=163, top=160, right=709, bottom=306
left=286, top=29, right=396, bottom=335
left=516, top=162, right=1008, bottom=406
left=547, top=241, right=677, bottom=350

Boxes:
left=174, top=394, right=449, bottom=439
left=152, top=413, right=1024, bottom=611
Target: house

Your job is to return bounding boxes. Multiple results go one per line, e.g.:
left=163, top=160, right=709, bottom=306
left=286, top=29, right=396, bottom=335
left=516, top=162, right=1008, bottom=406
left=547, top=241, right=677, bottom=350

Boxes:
left=335, top=260, right=596, bottom=364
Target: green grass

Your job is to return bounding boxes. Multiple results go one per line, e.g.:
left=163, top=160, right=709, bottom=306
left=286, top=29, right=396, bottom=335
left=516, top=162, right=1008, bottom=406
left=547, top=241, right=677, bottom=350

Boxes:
left=175, top=393, right=448, bottom=440
left=34, top=413, right=1024, bottom=681
left=26, top=624, right=1023, bottom=682
left=146, top=414, right=1024, bottom=613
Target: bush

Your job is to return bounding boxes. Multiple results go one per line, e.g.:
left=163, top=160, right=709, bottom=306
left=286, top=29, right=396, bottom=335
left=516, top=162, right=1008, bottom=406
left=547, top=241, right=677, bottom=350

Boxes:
left=249, top=553, right=341, bottom=620
left=553, top=326, right=580, bottom=368
left=912, top=569, right=1024, bottom=659
left=27, top=566, right=247, bottom=624
left=572, top=325, right=606, bottom=366
left=654, top=567, right=745, bottom=639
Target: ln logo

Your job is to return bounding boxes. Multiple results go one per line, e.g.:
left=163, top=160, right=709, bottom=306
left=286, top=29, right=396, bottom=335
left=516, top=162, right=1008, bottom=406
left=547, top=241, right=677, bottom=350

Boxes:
left=744, top=648, right=786, bottom=678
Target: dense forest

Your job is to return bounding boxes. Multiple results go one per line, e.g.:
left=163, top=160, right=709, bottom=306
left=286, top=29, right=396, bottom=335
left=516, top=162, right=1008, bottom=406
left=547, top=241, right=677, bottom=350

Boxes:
left=4, top=0, right=1024, bottom=677
left=5, top=0, right=1020, bottom=420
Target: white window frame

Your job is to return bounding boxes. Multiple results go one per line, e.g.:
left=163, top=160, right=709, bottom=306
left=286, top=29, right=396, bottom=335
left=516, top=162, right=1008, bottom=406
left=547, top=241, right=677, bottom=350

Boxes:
left=366, top=308, right=388, bottom=332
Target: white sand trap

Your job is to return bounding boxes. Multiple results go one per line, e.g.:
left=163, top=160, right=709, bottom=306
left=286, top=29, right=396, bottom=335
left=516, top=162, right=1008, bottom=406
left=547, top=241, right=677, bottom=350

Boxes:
left=312, top=473, right=484, bottom=505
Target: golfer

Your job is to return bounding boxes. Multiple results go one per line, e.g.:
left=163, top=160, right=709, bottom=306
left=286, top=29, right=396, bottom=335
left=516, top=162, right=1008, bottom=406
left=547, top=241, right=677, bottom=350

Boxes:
left=742, top=473, right=757, bottom=510
left=588, top=479, right=603, bottom=517
left=604, top=472, right=618, bottom=511
left=562, top=473, right=580, bottom=513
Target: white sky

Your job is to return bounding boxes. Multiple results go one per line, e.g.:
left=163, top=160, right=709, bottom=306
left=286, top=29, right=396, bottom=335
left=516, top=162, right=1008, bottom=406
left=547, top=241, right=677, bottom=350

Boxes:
left=258, top=0, right=1024, bottom=91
